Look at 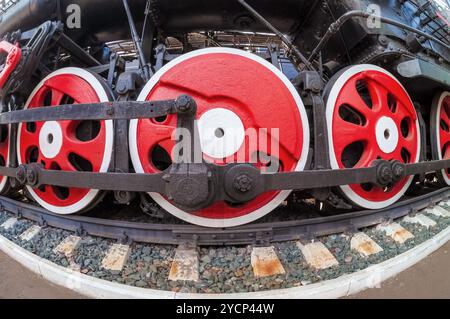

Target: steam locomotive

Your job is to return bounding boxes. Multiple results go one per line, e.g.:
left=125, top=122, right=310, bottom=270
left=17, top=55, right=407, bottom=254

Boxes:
left=0, top=0, right=449, bottom=228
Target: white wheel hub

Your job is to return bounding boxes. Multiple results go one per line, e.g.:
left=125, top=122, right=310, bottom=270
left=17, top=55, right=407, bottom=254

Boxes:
left=197, top=108, right=245, bottom=159
left=39, top=121, right=63, bottom=159
left=375, top=116, right=399, bottom=154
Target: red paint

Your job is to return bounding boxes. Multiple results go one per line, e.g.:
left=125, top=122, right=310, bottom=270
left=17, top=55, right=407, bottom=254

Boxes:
left=0, top=125, right=9, bottom=189
left=439, top=94, right=450, bottom=180
left=331, top=70, right=419, bottom=203
left=136, top=52, right=306, bottom=220
left=0, top=41, right=21, bottom=89
left=19, top=73, right=107, bottom=208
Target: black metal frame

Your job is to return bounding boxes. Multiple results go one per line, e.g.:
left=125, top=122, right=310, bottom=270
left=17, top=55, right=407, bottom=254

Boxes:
left=1, top=93, right=450, bottom=212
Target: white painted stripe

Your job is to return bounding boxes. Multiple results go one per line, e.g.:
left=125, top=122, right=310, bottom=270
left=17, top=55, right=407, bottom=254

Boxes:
left=376, top=222, right=414, bottom=244
left=169, top=246, right=199, bottom=282
left=19, top=225, right=41, bottom=241
left=251, top=247, right=285, bottom=278
left=101, top=244, right=130, bottom=272
left=0, top=227, right=449, bottom=299
left=403, top=214, right=437, bottom=228
left=297, top=242, right=339, bottom=270
left=429, top=206, right=450, bottom=218
left=350, top=233, right=383, bottom=257
left=1, top=218, right=17, bottom=230
left=54, top=235, right=81, bottom=257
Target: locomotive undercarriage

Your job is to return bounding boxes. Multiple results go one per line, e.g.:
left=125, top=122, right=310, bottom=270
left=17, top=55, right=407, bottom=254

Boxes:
left=0, top=0, right=449, bottom=228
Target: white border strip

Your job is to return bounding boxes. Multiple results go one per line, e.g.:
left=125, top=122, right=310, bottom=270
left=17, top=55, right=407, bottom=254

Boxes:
left=1, top=226, right=449, bottom=299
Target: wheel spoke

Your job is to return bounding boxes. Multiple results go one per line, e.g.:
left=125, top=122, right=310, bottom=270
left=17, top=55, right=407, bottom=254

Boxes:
left=441, top=108, right=450, bottom=127
left=444, top=145, right=450, bottom=160
left=50, top=88, right=66, bottom=106
left=335, top=119, right=370, bottom=142
left=338, top=78, right=375, bottom=120
left=354, top=147, right=376, bottom=168
left=439, top=128, right=450, bottom=146
left=393, top=102, right=411, bottom=126
left=63, top=134, right=105, bottom=169
left=20, top=129, right=40, bottom=149
left=395, top=137, right=415, bottom=163
left=367, top=79, right=390, bottom=114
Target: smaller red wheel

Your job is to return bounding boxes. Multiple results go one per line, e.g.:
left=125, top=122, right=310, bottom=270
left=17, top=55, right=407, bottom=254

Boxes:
left=17, top=68, right=114, bottom=214
left=325, top=65, right=421, bottom=209
left=431, top=91, right=450, bottom=185
left=0, top=124, right=10, bottom=194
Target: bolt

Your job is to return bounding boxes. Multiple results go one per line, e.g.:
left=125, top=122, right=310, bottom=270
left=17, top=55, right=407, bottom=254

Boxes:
left=176, top=95, right=195, bottom=114
left=391, top=161, right=406, bottom=183
left=116, top=82, right=127, bottom=94
left=26, top=168, right=38, bottom=186
left=234, top=174, right=253, bottom=193
left=106, top=106, right=114, bottom=116
left=311, top=80, right=321, bottom=92
left=376, top=161, right=392, bottom=187
left=379, top=35, right=389, bottom=46
left=16, top=165, right=27, bottom=184
left=380, top=166, right=391, bottom=181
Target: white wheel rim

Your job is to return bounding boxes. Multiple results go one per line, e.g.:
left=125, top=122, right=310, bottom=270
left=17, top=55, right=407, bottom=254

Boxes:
left=0, top=125, right=10, bottom=193
left=435, top=91, right=450, bottom=185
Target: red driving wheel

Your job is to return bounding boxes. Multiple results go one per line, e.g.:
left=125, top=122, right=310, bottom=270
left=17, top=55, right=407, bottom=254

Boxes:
left=17, top=68, right=113, bottom=214
left=325, top=65, right=420, bottom=209
left=431, top=91, right=450, bottom=185
left=0, top=123, right=10, bottom=194
left=129, top=48, right=310, bottom=228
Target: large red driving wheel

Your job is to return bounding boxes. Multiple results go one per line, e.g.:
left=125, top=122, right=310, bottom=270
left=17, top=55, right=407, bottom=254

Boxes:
left=431, top=91, right=450, bottom=185
left=0, top=124, right=10, bottom=194
left=325, top=65, right=420, bottom=209
left=17, top=68, right=113, bottom=214
left=129, top=48, right=310, bottom=228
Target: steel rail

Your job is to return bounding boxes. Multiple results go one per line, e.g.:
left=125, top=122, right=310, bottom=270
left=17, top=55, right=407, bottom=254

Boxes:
left=1, top=187, right=448, bottom=246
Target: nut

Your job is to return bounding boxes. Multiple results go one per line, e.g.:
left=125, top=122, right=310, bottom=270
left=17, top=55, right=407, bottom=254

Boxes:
left=234, top=174, right=253, bottom=193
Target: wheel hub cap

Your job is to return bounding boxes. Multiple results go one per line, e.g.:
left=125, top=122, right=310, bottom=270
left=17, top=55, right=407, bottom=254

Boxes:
left=198, top=108, right=246, bottom=159
left=375, top=116, right=399, bottom=154
left=39, top=121, right=63, bottom=159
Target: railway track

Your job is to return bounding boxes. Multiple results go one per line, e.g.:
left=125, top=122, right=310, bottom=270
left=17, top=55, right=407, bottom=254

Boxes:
left=0, top=187, right=448, bottom=246
left=0, top=187, right=449, bottom=295
left=0, top=0, right=449, bottom=297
